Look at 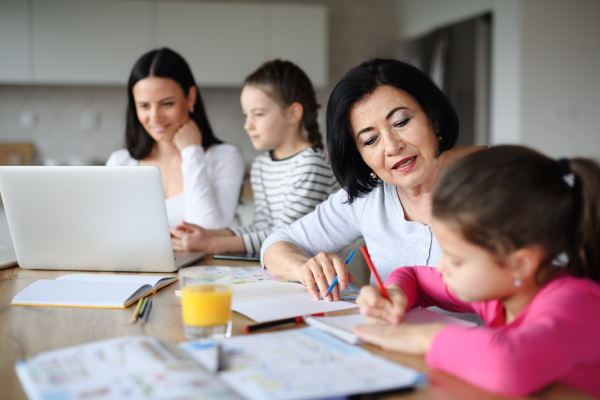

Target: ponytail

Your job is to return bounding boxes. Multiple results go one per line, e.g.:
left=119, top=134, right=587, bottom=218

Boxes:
left=569, top=159, right=600, bottom=281
left=243, top=59, right=323, bottom=150
left=433, top=146, right=600, bottom=283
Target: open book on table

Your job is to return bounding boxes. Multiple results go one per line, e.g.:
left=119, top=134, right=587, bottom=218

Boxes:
left=16, top=328, right=425, bottom=400
left=11, top=273, right=177, bottom=308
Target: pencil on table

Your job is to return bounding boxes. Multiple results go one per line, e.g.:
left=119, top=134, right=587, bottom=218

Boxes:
left=131, top=298, right=144, bottom=324
left=138, top=297, right=148, bottom=317
left=140, top=300, right=153, bottom=327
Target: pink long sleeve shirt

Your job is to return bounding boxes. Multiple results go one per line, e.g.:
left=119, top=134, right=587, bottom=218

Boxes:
left=385, top=266, right=600, bottom=398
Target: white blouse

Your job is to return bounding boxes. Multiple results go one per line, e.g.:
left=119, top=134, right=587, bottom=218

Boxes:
left=106, top=143, right=245, bottom=229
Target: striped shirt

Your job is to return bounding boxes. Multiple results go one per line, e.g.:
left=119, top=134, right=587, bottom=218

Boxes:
left=229, top=147, right=339, bottom=253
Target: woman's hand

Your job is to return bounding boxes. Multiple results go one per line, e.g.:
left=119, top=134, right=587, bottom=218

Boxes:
left=356, top=284, right=408, bottom=325
left=170, top=222, right=209, bottom=252
left=352, top=322, right=445, bottom=355
left=173, top=120, right=202, bottom=151
left=291, top=252, right=355, bottom=302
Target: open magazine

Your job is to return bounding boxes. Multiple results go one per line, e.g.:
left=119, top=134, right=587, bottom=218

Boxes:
left=16, top=328, right=425, bottom=400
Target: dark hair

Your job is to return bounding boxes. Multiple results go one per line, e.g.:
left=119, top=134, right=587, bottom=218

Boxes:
left=243, top=59, right=323, bottom=150
left=433, top=145, right=600, bottom=283
left=326, top=58, right=459, bottom=203
left=125, top=48, right=222, bottom=159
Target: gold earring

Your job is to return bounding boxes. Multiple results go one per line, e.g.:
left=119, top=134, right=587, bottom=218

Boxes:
left=370, top=171, right=377, bottom=178
left=438, top=136, right=442, bottom=142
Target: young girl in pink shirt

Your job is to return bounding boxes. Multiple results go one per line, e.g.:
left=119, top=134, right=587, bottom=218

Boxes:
left=354, top=145, right=600, bottom=398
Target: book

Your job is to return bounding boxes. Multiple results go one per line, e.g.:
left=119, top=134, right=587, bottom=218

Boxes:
left=305, top=308, right=479, bottom=344
left=11, top=273, right=177, bottom=308
left=15, top=329, right=425, bottom=400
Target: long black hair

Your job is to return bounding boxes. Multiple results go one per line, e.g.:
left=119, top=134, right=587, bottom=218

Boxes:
left=326, top=58, right=459, bottom=203
left=125, top=48, right=222, bottom=159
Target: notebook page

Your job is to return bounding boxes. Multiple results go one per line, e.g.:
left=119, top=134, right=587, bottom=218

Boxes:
left=11, top=280, right=150, bottom=307
left=15, top=336, right=240, bottom=400
left=231, top=292, right=358, bottom=322
left=57, top=273, right=174, bottom=288
left=232, top=281, right=308, bottom=303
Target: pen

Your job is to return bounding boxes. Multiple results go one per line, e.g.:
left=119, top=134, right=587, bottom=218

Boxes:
left=360, top=245, right=391, bottom=302
left=131, top=297, right=144, bottom=324
left=244, top=313, right=325, bottom=334
left=140, top=300, right=153, bottom=327
left=325, top=251, right=355, bottom=297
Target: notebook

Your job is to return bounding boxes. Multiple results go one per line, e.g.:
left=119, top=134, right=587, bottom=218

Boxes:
left=305, top=308, right=479, bottom=344
left=11, top=273, right=177, bottom=308
left=13, top=329, right=426, bottom=400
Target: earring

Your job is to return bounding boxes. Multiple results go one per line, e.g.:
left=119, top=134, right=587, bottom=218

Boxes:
left=189, top=106, right=195, bottom=114
left=438, top=136, right=442, bottom=142
left=513, top=277, right=522, bottom=287
left=370, top=171, right=377, bottom=178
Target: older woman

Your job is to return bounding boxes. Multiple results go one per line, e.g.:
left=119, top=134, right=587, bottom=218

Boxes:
left=262, top=58, right=483, bottom=301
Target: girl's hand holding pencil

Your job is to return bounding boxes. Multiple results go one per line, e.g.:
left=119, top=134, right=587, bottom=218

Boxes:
left=356, top=284, right=408, bottom=324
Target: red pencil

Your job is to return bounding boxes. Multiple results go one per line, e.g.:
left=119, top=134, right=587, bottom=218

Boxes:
left=360, top=245, right=391, bottom=302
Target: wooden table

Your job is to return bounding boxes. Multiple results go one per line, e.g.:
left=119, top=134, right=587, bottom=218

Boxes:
left=0, top=258, right=594, bottom=400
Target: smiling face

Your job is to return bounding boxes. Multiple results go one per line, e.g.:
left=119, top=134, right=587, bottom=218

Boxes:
left=132, top=76, right=195, bottom=142
left=240, top=85, right=293, bottom=151
left=432, top=217, right=518, bottom=303
left=349, top=85, right=442, bottom=190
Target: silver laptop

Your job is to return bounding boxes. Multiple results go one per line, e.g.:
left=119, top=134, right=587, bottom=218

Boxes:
left=0, top=166, right=205, bottom=272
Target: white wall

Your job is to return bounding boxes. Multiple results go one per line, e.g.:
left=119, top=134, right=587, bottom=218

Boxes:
left=395, top=0, right=522, bottom=146
left=520, top=0, right=600, bottom=158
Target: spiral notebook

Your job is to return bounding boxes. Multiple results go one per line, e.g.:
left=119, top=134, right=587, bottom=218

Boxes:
left=11, top=273, right=177, bottom=308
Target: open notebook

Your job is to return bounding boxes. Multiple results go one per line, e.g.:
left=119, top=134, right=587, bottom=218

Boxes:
left=305, top=308, right=479, bottom=344
left=11, top=273, right=177, bottom=308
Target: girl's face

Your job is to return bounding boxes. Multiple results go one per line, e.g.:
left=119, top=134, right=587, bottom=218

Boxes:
left=432, top=217, right=517, bottom=303
left=132, top=77, right=196, bottom=142
left=241, top=85, right=293, bottom=151
left=349, top=85, right=441, bottom=190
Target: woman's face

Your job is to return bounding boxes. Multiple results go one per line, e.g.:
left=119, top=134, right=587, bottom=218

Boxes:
left=132, top=77, right=196, bottom=142
left=240, top=85, right=292, bottom=151
left=349, top=85, right=440, bottom=189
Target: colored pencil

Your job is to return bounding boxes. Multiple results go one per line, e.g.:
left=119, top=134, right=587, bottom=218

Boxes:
left=138, top=297, right=148, bottom=317
left=131, top=298, right=144, bottom=324
left=325, top=251, right=355, bottom=297
left=244, top=313, right=325, bottom=334
left=140, top=300, right=153, bottom=327
left=360, top=245, right=391, bottom=302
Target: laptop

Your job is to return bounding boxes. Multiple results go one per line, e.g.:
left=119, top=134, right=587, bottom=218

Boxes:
left=0, top=166, right=205, bottom=272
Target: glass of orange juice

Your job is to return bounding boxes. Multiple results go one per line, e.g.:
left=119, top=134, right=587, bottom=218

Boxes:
left=178, top=266, right=233, bottom=339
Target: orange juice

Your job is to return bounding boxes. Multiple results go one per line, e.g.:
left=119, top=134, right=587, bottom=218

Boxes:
left=181, top=284, right=232, bottom=327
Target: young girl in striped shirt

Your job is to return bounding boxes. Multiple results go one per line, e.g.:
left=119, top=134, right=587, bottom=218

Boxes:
left=170, top=60, right=338, bottom=254
left=355, top=145, right=600, bottom=398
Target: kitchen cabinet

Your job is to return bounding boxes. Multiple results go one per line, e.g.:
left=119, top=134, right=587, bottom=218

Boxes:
left=0, top=0, right=328, bottom=87
left=32, top=0, right=153, bottom=85
left=0, top=0, right=30, bottom=82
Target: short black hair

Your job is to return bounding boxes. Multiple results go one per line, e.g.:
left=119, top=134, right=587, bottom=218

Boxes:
left=125, top=48, right=222, bottom=160
left=326, top=58, right=459, bottom=203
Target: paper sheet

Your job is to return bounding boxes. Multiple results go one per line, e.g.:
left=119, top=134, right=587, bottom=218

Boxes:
left=231, top=292, right=358, bottom=322
left=180, top=327, right=425, bottom=400
left=15, top=336, right=240, bottom=400
left=232, top=280, right=308, bottom=303
left=233, top=266, right=287, bottom=283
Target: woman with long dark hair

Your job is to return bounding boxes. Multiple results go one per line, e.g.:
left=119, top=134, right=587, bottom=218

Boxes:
left=107, top=48, right=245, bottom=230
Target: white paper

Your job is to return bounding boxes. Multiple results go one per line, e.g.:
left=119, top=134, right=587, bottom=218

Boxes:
left=181, top=327, right=424, bottom=400
left=231, top=292, right=358, bottom=322
left=232, top=280, right=308, bottom=303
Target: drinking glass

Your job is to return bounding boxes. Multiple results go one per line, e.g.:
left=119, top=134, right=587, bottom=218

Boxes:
left=178, top=266, right=233, bottom=339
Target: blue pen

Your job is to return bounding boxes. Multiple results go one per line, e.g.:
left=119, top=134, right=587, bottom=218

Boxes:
left=326, top=251, right=355, bottom=297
